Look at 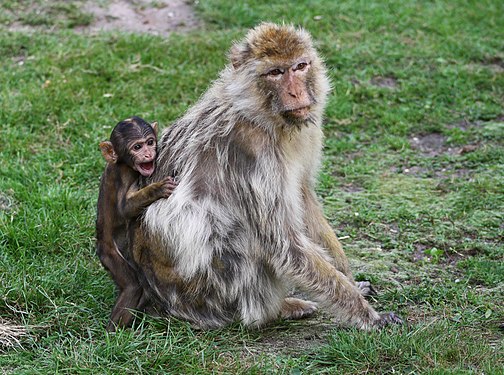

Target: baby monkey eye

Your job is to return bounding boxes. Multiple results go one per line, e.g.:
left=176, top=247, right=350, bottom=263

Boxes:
left=147, top=139, right=155, bottom=146
left=133, top=144, right=142, bottom=151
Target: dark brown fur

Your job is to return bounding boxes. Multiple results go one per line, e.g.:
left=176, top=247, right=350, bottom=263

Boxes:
left=96, top=117, right=176, bottom=331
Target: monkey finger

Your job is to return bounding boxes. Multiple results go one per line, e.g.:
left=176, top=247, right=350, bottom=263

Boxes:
left=164, top=182, right=178, bottom=190
left=163, top=176, right=179, bottom=185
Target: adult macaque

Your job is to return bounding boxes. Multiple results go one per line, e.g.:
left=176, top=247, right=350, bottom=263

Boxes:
left=135, top=23, right=401, bottom=330
left=96, top=116, right=177, bottom=331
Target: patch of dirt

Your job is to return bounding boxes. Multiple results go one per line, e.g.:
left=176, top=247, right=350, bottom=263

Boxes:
left=79, top=0, right=200, bottom=35
left=412, top=243, right=428, bottom=262
left=401, top=165, right=430, bottom=177
left=480, top=56, right=504, bottom=73
left=400, top=164, right=474, bottom=180
left=0, top=190, right=16, bottom=214
left=412, top=241, right=488, bottom=268
left=447, top=119, right=474, bottom=131
left=370, top=75, right=398, bottom=89
left=255, top=315, right=335, bottom=355
left=409, top=132, right=479, bottom=157
left=340, top=182, right=364, bottom=193
left=494, top=114, right=504, bottom=122
left=6, top=0, right=201, bottom=35
left=484, top=56, right=504, bottom=67
left=409, top=133, right=453, bottom=156
left=247, top=291, right=343, bottom=354
left=443, top=167, right=473, bottom=179
left=403, top=131, right=482, bottom=180
left=447, top=115, right=504, bottom=131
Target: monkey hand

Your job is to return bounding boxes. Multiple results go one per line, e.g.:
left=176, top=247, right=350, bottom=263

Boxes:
left=160, top=176, right=178, bottom=198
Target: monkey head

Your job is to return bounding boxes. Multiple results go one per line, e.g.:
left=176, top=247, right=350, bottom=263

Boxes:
left=99, top=116, right=158, bottom=177
left=228, top=23, right=330, bottom=128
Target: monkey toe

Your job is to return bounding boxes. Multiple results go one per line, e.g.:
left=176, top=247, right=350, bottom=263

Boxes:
left=376, top=312, right=403, bottom=328
left=281, top=297, right=318, bottom=320
left=106, top=321, right=118, bottom=333
left=356, top=281, right=377, bottom=297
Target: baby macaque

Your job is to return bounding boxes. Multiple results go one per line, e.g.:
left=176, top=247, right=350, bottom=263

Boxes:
left=96, top=116, right=177, bottom=331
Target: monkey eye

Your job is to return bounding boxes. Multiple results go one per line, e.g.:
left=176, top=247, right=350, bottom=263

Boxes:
left=294, top=62, right=308, bottom=71
left=133, top=144, right=142, bottom=151
left=147, top=139, right=155, bottom=146
left=268, top=68, right=284, bottom=76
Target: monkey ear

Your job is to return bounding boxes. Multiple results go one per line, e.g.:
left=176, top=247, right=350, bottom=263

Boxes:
left=151, top=121, right=158, bottom=135
left=229, top=44, right=250, bottom=70
left=99, top=141, right=117, bottom=163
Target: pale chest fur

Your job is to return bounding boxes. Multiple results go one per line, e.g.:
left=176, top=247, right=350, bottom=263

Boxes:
left=247, top=125, right=323, bottom=232
left=279, top=126, right=323, bottom=209
left=280, top=126, right=323, bottom=183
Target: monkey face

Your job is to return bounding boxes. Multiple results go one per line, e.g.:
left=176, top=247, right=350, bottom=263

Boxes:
left=261, top=58, right=315, bottom=125
left=104, top=116, right=159, bottom=176
left=128, top=136, right=157, bottom=177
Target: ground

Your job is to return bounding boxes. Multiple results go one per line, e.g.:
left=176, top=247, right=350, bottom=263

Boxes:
left=4, top=0, right=200, bottom=35
left=80, top=0, right=200, bottom=35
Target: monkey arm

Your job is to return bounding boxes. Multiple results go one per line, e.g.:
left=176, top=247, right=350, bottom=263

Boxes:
left=276, top=232, right=380, bottom=330
left=302, top=185, right=354, bottom=282
left=122, top=181, right=168, bottom=219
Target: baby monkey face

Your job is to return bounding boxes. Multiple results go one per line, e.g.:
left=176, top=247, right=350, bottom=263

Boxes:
left=128, top=136, right=157, bottom=177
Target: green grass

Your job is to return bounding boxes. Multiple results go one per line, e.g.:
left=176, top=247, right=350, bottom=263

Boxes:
left=0, top=0, right=93, bottom=29
left=0, top=0, right=503, bottom=373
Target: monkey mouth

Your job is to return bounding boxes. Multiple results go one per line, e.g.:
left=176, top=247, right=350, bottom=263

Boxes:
left=137, top=161, right=155, bottom=177
left=284, top=106, right=311, bottom=120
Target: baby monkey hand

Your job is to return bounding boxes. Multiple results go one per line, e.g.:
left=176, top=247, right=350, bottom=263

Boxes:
left=161, top=176, right=178, bottom=198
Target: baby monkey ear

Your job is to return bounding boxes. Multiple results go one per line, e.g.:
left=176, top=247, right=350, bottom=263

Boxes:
left=151, top=121, right=158, bottom=135
left=99, top=141, right=117, bottom=163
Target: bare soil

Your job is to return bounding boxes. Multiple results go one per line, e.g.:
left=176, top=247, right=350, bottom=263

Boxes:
left=370, top=75, right=398, bottom=89
left=79, top=0, right=200, bottom=35
left=409, top=133, right=452, bottom=156
left=6, top=0, right=201, bottom=35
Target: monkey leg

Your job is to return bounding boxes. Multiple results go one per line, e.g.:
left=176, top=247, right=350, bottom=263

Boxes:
left=97, top=241, right=144, bottom=331
left=280, top=297, right=318, bottom=320
left=107, top=285, right=144, bottom=332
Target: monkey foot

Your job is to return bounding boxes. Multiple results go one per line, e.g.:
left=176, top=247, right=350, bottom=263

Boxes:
left=376, top=312, right=403, bottom=328
left=280, top=297, right=318, bottom=320
left=356, top=281, right=377, bottom=297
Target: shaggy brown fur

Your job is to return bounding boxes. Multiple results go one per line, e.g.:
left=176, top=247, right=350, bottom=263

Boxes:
left=135, top=23, right=401, bottom=329
left=96, top=117, right=176, bottom=331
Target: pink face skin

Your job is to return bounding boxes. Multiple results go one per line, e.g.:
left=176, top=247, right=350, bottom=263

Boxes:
left=128, top=135, right=157, bottom=177
left=263, top=58, right=313, bottom=120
